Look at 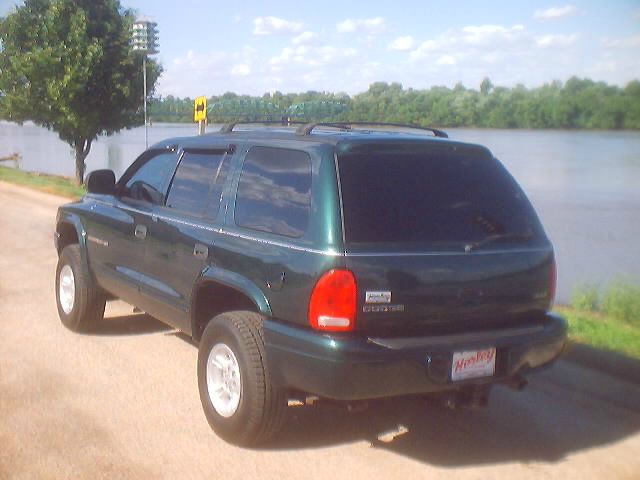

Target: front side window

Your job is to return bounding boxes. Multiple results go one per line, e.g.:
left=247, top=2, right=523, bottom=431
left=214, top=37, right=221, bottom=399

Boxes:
left=122, top=151, right=177, bottom=205
left=166, top=149, right=229, bottom=217
left=235, top=147, right=312, bottom=238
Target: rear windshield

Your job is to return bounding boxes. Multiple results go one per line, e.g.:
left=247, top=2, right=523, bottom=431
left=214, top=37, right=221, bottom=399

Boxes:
left=337, top=143, right=543, bottom=246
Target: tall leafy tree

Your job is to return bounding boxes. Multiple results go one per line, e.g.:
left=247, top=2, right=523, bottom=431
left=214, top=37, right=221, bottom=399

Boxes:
left=0, top=0, right=162, bottom=183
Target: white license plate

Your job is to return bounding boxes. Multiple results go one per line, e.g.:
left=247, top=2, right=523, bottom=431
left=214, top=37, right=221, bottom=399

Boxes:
left=451, top=348, right=496, bottom=381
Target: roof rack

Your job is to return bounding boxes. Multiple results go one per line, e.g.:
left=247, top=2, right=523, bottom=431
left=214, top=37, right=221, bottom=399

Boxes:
left=219, top=119, right=306, bottom=133
left=295, top=122, right=448, bottom=138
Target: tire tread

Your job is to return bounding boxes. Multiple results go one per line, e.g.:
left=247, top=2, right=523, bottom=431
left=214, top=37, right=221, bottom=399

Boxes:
left=198, top=310, right=286, bottom=445
left=56, top=245, right=106, bottom=332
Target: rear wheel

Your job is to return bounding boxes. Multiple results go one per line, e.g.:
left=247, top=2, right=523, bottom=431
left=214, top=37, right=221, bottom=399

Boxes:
left=55, top=244, right=106, bottom=332
left=197, top=311, right=286, bottom=446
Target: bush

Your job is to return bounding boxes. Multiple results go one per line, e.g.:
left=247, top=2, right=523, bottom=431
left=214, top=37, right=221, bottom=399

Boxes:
left=601, top=279, right=640, bottom=327
left=571, top=283, right=600, bottom=311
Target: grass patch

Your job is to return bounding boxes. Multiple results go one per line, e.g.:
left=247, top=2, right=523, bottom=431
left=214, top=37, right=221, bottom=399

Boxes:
left=0, top=165, right=85, bottom=199
left=570, top=283, right=599, bottom=312
left=556, top=306, right=640, bottom=359
left=559, top=278, right=640, bottom=359
left=602, top=280, right=640, bottom=327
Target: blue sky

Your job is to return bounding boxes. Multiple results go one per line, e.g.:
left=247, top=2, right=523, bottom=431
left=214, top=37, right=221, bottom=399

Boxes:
left=1, top=0, right=639, bottom=96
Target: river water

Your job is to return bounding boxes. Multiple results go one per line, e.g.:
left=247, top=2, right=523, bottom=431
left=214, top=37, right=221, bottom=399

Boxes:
left=2, top=121, right=639, bottom=303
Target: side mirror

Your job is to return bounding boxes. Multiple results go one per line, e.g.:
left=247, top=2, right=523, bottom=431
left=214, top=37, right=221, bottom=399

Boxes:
left=86, top=169, right=116, bottom=195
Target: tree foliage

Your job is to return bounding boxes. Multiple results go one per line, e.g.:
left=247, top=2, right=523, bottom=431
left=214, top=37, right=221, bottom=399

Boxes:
left=0, top=0, right=162, bottom=183
left=148, top=77, right=640, bottom=130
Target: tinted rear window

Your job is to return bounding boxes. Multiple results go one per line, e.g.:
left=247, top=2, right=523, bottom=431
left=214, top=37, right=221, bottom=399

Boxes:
left=337, top=144, right=542, bottom=245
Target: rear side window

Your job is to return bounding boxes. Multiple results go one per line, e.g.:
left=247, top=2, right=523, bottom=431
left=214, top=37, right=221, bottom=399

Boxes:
left=166, top=149, right=229, bottom=217
left=337, top=144, right=543, bottom=245
left=235, top=147, right=312, bottom=238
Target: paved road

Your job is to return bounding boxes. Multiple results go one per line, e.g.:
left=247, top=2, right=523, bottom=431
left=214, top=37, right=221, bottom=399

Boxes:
left=1, top=181, right=639, bottom=480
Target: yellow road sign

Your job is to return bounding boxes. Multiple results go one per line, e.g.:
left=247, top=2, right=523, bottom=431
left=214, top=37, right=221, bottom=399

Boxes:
left=194, top=96, right=207, bottom=122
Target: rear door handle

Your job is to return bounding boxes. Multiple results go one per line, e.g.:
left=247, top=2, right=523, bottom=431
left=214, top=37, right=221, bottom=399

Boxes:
left=193, top=243, right=208, bottom=259
left=134, top=224, right=147, bottom=239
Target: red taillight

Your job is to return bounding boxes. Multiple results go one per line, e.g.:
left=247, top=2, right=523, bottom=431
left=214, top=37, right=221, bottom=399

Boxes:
left=548, top=258, right=557, bottom=309
left=308, top=269, right=357, bottom=332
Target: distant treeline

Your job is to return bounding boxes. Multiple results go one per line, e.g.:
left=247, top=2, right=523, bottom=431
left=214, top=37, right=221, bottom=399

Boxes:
left=149, top=77, right=640, bottom=130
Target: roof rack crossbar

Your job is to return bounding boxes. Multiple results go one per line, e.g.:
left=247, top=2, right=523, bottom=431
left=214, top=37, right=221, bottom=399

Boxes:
left=295, top=122, right=448, bottom=138
left=220, top=119, right=307, bottom=133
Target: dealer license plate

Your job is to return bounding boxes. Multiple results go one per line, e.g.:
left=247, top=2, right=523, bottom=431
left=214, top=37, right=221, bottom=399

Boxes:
left=451, top=348, right=496, bottom=382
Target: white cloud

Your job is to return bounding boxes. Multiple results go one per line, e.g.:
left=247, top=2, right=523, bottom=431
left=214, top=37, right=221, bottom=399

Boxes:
left=270, top=45, right=356, bottom=68
left=436, top=55, right=457, bottom=66
left=253, top=16, right=303, bottom=35
left=161, top=46, right=260, bottom=96
left=461, top=24, right=525, bottom=45
left=269, top=46, right=304, bottom=66
left=400, top=23, right=612, bottom=93
left=409, top=40, right=440, bottom=60
left=292, top=31, right=317, bottom=45
left=534, top=5, right=577, bottom=20
left=336, top=17, right=385, bottom=34
left=173, top=50, right=228, bottom=70
left=157, top=14, right=638, bottom=99
left=602, top=34, right=640, bottom=48
left=389, top=36, right=415, bottom=51
left=231, top=64, right=251, bottom=76
left=535, top=33, right=578, bottom=48
left=590, top=61, right=619, bottom=74
left=318, top=46, right=357, bottom=63
left=410, top=24, right=527, bottom=61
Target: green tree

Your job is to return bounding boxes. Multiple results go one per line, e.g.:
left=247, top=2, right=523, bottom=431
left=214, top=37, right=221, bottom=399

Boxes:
left=133, top=77, right=640, bottom=130
left=623, top=81, right=640, bottom=129
left=480, top=77, right=494, bottom=96
left=0, top=0, right=162, bottom=183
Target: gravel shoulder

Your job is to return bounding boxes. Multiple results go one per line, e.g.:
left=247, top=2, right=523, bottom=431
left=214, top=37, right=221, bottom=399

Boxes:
left=1, top=181, right=639, bottom=480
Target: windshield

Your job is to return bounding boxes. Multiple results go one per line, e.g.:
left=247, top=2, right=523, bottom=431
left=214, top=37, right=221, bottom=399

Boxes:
left=337, top=143, right=544, bottom=246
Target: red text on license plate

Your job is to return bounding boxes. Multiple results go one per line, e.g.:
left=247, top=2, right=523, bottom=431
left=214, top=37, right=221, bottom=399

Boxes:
left=451, top=348, right=496, bottom=381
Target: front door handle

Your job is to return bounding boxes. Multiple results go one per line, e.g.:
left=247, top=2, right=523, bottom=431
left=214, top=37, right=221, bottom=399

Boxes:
left=193, top=243, right=208, bottom=260
left=134, top=224, right=147, bottom=239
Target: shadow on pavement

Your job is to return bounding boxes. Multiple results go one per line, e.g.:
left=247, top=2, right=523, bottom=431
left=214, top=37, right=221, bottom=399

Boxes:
left=81, top=312, right=640, bottom=467
left=165, top=329, right=197, bottom=346
left=269, top=361, right=640, bottom=466
left=564, top=341, right=640, bottom=385
left=88, top=313, right=171, bottom=336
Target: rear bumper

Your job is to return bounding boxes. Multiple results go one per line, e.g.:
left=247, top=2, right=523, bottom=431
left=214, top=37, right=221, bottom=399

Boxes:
left=264, top=313, right=567, bottom=401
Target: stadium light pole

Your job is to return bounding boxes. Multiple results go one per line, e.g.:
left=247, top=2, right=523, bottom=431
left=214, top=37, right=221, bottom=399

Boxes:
left=131, top=17, right=159, bottom=149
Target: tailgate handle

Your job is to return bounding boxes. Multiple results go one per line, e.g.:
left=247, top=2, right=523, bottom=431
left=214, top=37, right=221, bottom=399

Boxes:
left=134, top=224, right=147, bottom=239
left=193, top=243, right=208, bottom=259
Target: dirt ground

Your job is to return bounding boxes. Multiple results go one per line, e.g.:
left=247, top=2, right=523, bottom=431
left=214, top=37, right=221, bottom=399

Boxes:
left=1, top=181, right=639, bottom=480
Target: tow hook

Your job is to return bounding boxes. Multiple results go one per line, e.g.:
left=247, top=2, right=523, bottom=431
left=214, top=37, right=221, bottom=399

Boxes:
left=440, top=385, right=492, bottom=410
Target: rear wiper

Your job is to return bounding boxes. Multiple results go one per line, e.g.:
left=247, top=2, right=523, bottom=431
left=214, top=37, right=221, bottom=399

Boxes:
left=464, top=233, right=533, bottom=252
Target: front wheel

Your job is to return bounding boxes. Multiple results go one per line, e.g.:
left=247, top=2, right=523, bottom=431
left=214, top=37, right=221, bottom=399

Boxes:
left=55, top=244, right=106, bottom=332
left=197, top=311, right=286, bottom=446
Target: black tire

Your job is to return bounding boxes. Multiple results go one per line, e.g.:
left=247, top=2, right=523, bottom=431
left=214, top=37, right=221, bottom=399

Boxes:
left=197, top=311, right=286, bottom=446
left=55, top=244, right=106, bottom=332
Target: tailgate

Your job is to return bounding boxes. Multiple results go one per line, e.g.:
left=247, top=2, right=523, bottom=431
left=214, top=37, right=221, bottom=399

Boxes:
left=347, top=248, right=555, bottom=335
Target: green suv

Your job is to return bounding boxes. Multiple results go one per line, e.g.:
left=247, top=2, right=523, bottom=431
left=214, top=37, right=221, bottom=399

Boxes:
left=54, top=122, right=567, bottom=445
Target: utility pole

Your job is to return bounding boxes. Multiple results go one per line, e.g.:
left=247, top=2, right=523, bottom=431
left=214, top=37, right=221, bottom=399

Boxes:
left=131, top=17, right=159, bottom=149
left=143, top=54, right=147, bottom=147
